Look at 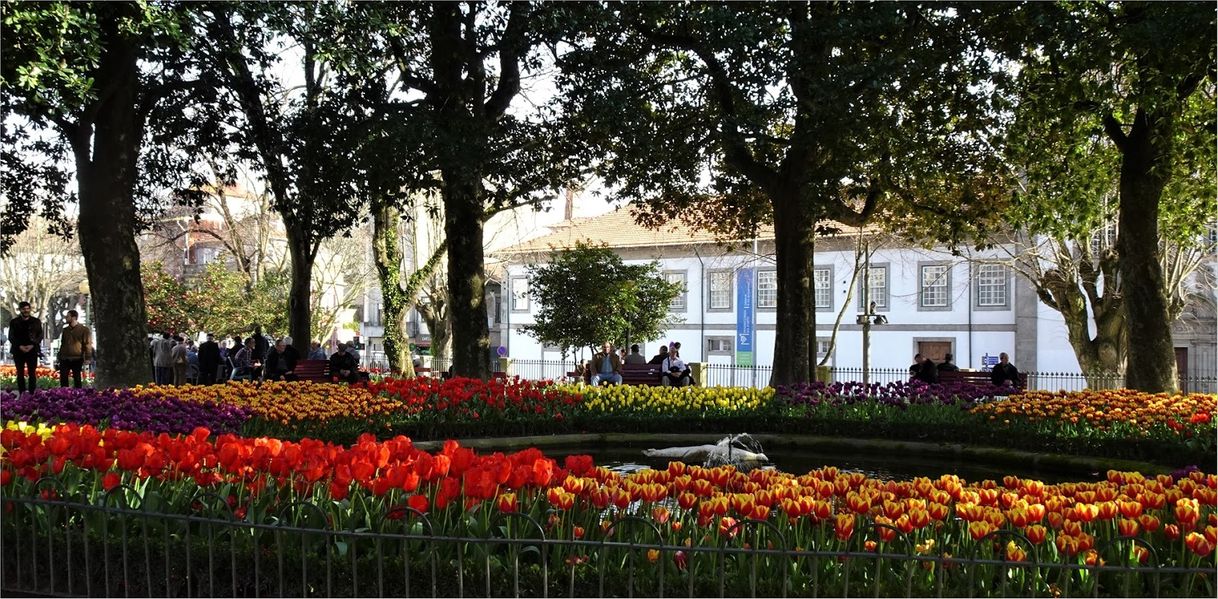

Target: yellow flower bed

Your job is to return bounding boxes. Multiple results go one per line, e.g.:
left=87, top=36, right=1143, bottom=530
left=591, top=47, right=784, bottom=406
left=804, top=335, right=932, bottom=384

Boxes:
left=130, top=381, right=400, bottom=425
left=564, top=384, right=775, bottom=414
left=971, top=389, right=1216, bottom=431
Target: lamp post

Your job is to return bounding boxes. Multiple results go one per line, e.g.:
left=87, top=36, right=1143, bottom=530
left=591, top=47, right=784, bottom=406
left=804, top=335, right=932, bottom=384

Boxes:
left=856, top=240, right=887, bottom=385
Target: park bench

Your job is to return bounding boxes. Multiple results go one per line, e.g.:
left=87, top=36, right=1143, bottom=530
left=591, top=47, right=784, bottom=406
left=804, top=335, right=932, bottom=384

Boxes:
left=622, top=363, right=665, bottom=386
left=565, top=363, right=667, bottom=386
left=938, top=369, right=1028, bottom=391
left=294, top=359, right=331, bottom=383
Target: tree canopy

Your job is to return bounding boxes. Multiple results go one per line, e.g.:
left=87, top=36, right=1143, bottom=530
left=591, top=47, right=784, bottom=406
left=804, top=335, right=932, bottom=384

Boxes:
left=523, top=243, right=683, bottom=356
left=557, top=2, right=1010, bottom=384
left=991, top=1, right=1216, bottom=391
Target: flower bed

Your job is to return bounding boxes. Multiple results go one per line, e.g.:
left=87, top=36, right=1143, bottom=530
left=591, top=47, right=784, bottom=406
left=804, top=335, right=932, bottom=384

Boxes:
left=973, top=389, right=1215, bottom=431
left=778, top=380, right=1007, bottom=408
left=0, top=388, right=249, bottom=434
left=1, top=423, right=1215, bottom=596
left=1, top=378, right=1213, bottom=464
left=0, top=364, right=93, bottom=389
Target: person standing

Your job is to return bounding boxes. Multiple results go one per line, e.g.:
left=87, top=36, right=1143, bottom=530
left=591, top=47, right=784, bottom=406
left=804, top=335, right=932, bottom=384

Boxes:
left=197, top=333, right=221, bottom=385
left=7, top=301, right=43, bottom=394
left=249, top=324, right=270, bottom=365
left=990, top=352, right=1020, bottom=388
left=152, top=332, right=175, bottom=385
left=56, top=310, right=92, bottom=388
left=170, top=336, right=188, bottom=386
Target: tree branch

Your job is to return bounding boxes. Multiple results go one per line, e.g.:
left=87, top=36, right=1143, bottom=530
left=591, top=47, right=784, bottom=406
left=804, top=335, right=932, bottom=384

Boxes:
left=1102, top=112, right=1129, bottom=153
left=484, top=2, right=528, bottom=118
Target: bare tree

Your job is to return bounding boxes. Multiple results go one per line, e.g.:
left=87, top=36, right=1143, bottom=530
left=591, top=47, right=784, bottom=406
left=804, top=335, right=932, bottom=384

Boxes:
left=996, top=222, right=1206, bottom=385
left=0, top=218, right=88, bottom=340
left=310, top=225, right=375, bottom=344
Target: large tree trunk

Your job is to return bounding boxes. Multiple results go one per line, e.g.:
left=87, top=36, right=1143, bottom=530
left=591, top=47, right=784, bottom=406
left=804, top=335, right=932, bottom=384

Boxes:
left=285, top=224, right=314, bottom=355
left=71, top=14, right=151, bottom=389
left=1116, top=109, right=1177, bottom=393
left=769, top=198, right=816, bottom=386
left=442, top=173, right=491, bottom=379
left=372, top=204, right=414, bottom=376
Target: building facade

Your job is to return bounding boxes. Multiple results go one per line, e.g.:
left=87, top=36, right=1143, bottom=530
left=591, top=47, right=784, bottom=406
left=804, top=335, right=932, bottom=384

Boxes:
left=495, top=210, right=1216, bottom=385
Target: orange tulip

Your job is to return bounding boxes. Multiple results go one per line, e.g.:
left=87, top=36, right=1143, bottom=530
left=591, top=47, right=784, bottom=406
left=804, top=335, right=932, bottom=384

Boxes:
left=835, top=513, right=856, bottom=542
left=1026, top=525, right=1047, bottom=545
left=1117, top=518, right=1140, bottom=538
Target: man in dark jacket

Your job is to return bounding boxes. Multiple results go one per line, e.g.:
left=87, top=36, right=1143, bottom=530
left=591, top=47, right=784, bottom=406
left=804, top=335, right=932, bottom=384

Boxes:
left=197, top=333, right=221, bottom=385
left=990, top=352, right=1020, bottom=388
left=648, top=345, right=669, bottom=365
left=7, top=301, right=43, bottom=394
left=264, top=337, right=301, bottom=381
left=938, top=353, right=959, bottom=374
left=328, top=343, right=359, bottom=384
left=911, top=353, right=939, bottom=384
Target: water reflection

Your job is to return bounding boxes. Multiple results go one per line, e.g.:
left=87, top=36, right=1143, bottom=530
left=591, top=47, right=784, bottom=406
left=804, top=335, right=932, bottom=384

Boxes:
left=561, top=443, right=1103, bottom=484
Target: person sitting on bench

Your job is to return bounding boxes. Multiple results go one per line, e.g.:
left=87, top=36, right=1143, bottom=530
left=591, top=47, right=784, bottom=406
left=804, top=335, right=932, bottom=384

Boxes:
left=328, top=342, right=360, bottom=384
left=263, top=337, right=300, bottom=381
left=589, top=341, right=623, bottom=386
left=662, top=349, right=692, bottom=387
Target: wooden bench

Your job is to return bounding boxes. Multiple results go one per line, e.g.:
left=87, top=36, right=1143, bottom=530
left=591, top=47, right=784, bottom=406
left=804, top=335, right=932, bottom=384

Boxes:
left=622, top=363, right=665, bottom=386
left=294, top=359, right=331, bottom=383
left=939, top=369, right=1028, bottom=391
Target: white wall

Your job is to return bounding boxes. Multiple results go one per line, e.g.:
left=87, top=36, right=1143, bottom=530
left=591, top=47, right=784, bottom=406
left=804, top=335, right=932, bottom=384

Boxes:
left=502, top=242, right=1035, bottom=371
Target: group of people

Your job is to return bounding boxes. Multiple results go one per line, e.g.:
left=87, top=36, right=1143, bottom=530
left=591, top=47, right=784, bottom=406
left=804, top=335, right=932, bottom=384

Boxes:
left=909, top=351, right=1020, bottom=387
left=6, top=301, right=93, bottom=392
left=579, top=341, right=693, bottom=387
left=151, top=324, right=362, bottom=385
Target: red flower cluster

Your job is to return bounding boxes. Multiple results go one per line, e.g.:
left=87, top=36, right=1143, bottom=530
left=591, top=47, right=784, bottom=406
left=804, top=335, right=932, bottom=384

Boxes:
left=1, top=424, right=576, bottom=507
left=359, top=376, right=582, bottom=419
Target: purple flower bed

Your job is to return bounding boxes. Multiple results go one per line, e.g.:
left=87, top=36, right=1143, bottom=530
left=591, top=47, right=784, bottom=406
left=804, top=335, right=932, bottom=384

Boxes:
left=0, top=388, right=249, bottom=435
left=776, top=380, right=1007, bottom=409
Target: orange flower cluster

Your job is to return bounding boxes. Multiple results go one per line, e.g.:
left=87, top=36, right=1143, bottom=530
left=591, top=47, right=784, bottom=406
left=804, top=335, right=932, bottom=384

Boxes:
left=129, top=381, right=400, bottom=425
left=971, top=389, right=1216, bottom=432
left=0, top=364, right=88, bottom=380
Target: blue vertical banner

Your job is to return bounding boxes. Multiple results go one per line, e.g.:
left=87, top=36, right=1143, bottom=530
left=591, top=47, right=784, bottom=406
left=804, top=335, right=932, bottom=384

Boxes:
left=736, top=267, right=755, bottom=367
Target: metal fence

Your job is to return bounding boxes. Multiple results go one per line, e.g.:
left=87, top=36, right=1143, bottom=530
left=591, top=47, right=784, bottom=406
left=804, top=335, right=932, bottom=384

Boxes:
left=3, top=492, right=1213, bottom=598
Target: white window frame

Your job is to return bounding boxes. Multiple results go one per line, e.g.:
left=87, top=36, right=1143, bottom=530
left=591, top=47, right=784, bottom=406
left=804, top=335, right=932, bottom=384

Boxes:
left=756, top=269, right=778, bottom=310
left=510, top=276, right=530, bottom=312
left=706, top=336, right=734, bottom=355
left=814, top=266, right=834, bottom=312
left=664, top=270, right=688, bottom=312
left=707, top=270, right=733, bottom=312
left=918, top=262, right=951, bottom=310
left=975, top=264, right=1010, bottom=310
left=857, top=263, right=890, bottom=311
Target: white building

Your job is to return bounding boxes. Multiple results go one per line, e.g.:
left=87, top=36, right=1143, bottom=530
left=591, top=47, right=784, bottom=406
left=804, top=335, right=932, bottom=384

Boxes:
left=494, top=209, right=1216, bottom=387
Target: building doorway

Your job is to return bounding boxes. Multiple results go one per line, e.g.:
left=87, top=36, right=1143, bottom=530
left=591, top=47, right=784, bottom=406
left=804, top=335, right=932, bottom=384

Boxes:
left=917, top=341, right=953, bottom=364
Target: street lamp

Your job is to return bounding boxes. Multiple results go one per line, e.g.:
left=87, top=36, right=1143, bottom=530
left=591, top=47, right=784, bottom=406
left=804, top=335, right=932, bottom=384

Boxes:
left=857, top=239, right=888, bottom=385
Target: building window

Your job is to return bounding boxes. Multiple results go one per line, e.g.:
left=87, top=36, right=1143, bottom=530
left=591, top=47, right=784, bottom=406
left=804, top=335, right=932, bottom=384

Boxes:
left=510, top=277, right=530, bottom=312
left=919, top=263, right=950, bottom=309
left=814, top=267, right=833, bottom=311
left=708, top=270, right=733, bottom=311
left=858, top=264, right=889, bottom=310
left=756, top=270, right=777, bottom=309
left=706, top=337, right=733, bottom=355
left=664, top=271, right=688, bottom=312
left=816, top=338, right=832, bottom=360
left=976, top=264, right=1009, bottom=308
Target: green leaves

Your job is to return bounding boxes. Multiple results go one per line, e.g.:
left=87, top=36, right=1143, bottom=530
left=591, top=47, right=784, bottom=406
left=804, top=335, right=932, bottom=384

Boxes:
left=522, top=242, right=683, bottom=355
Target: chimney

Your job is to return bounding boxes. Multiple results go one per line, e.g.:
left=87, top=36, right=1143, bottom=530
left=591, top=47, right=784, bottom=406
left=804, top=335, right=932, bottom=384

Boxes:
left=563, top=186, right=576, bottom=221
